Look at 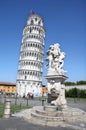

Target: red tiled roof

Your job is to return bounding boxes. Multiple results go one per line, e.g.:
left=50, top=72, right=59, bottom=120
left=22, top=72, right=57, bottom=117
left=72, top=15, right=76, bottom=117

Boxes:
left=0, top=82, right=16, bottom=86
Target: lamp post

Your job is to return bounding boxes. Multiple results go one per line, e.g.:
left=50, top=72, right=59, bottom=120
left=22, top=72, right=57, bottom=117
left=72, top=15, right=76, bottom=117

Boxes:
left=15, top=93, right=17, bottom=105
left=42, top=87, right=45, bottom=106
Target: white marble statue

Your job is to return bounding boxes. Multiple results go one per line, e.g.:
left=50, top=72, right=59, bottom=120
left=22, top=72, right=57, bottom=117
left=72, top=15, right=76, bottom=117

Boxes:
left=47, top=43, right=66, bottom=75
left=48, top=53, right=53, bottom=68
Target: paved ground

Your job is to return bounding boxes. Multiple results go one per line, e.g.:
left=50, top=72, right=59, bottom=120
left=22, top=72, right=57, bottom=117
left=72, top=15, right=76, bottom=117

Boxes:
left=0, top=117, right=74, bottom=130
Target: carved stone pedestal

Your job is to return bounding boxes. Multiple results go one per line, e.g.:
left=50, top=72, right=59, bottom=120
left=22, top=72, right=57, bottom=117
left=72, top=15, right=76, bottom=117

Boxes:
left=45, top=75, right=68, bottom=109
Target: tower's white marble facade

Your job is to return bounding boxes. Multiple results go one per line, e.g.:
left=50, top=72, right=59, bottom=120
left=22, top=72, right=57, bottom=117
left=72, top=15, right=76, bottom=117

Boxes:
left=16, top=13, right=45, bottom=97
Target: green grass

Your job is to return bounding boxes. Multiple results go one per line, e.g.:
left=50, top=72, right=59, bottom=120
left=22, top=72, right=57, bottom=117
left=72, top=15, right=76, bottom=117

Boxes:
left=0, top=104, right=5, bottom=118
left=0, top=103, right=31, bottom=118
left=11, top=104, right=31, bottom=113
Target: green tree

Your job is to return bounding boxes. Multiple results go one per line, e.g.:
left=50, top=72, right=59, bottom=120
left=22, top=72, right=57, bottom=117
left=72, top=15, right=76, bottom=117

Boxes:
left=65, top=88, right=79, bottom=98
left=64, top=82, right=76, bottom=86
left=65, top=88, right=86, bottom=98
left=76, top=80, right=86, bottom=85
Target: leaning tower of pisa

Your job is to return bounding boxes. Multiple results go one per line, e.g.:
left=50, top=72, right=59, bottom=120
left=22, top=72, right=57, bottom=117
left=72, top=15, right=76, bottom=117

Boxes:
left=16, top=13, right=45, bottom=97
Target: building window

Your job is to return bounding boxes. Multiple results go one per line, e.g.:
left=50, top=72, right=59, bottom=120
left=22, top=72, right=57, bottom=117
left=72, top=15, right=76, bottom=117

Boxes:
left=25, top=76, right=27, bottom=79
left=28, top=82, right=30, bottom=84
left=31, top=20, right=33, bottom=25
left=38, top=21, right=41, bottom=25
left=35, top=18, right=37, bottom=21
left=30, top=28, right=32, bottom=33
left=33, top=82, right=35, bottom=85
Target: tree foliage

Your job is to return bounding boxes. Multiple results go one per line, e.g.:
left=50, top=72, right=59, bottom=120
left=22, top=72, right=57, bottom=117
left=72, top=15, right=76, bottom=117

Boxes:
left=76, top=80, right=86, bottom=85
left=65, top=80, right=86, bottom=86
left=65, top=88, right=86, bottom=98
left=65, top=82, right=76, bottom=86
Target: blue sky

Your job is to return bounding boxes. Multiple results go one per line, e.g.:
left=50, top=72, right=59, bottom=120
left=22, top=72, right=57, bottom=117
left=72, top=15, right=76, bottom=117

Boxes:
left=0, top=0, right=86, bottom=84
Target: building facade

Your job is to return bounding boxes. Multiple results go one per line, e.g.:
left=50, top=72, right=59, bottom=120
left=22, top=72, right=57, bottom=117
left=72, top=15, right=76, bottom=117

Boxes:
left=0, top=82, right=16, bottom=94
left=16, top=13, right=45, bottom=97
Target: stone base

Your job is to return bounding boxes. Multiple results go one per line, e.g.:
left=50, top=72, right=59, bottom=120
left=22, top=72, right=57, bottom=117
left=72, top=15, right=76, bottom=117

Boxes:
left=44, top=105, right=58, bottom=111
left=18, top=105, right=86, bottom=129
